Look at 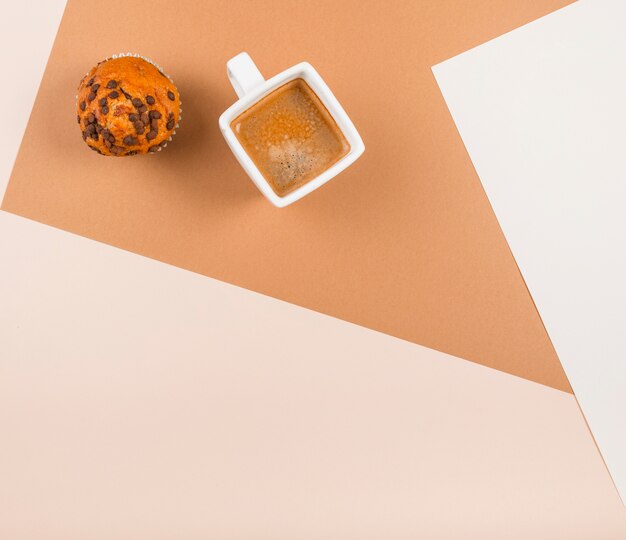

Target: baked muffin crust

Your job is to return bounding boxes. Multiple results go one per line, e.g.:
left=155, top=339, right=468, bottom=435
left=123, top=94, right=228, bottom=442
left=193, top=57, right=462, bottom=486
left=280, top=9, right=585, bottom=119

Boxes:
left=77, top=56, right=180, bottom=156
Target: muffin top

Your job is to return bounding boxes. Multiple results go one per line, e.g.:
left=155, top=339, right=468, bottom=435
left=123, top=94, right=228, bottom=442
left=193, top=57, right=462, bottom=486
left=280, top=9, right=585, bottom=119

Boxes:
left=77, top=56, right=181, bottom=156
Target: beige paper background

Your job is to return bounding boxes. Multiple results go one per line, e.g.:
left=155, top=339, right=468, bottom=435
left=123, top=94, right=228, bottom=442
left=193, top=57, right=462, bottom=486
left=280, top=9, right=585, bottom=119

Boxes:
left=3, top=0, right=574, bottom=392
left=2, top=211, right=625, bottom=539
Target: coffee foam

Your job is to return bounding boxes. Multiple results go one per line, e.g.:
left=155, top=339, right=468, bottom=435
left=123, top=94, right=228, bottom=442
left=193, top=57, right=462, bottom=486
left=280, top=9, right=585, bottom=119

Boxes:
left=231, top=79, right=350, bottom=196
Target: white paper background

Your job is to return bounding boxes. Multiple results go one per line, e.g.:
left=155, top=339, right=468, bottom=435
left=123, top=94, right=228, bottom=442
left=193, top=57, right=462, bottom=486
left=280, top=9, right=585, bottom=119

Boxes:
left=434, top=0, right=626, bottom=503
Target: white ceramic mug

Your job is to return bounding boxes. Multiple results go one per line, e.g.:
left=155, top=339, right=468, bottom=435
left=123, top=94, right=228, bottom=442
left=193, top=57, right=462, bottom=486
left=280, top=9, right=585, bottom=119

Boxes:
left=219, top=52, right=365, bottom=207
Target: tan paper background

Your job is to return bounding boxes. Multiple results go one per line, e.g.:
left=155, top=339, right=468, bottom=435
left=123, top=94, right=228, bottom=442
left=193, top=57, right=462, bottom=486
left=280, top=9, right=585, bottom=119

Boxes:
left=3, top=0, right=574, bottom=391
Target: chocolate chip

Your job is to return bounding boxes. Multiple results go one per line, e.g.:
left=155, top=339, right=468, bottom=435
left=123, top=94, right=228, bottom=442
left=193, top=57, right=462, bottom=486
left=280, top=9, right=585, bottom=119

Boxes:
left=79, top=101, right=86, bottom=111
left=146, top=95, right=155, bottom=105
left=150, top=118, right=159, bottom=130
left=140, top=112, right=149, bottom=124
left=101, top=106, right=109, bottom=115
left=87, top=113, right=95, bottom=124
left=106, top=80, right=117, bottom=89
left=168, top=112, right=174, bottom=119
left=82, top=131, right=88, bottom=141
left=166, top=120, right=175, bottom=130
left=109, top=91, right=119, bottom=99
left=167, top=91, right=175, bottom=101
left=132, top=98, right=143, bottom=108
left=95, top=124, right=103, bottom=133
left=86, top=124, right=96, bottom=134
left=149, top=110, right=162, bottom=119
left=104, top=139, right=112, bottom=148
left=92, top=83, right=100, bottom=92
left=88, top=78, right=95, bottom=86
left=108, top=134, right=115, bottom=143
left=123, top=135, right=138, bottom=146
left=148, top=145, right=159, bottom=153
left=146, top=130, right=157, bottom=141
left=138, top=105, right=147, bottom=114
left=110, top=145, right=124, bottom=155
left=87, top=92, right=96, bottom=102
left=129, top=114, right=139, bottom=122
left=99, top=97, right=107, bottom=107
left=77, top=115, right=80, bottom=124
left=126, top=150, right=138, bottom=156
left=134, top=120, right=144, bottom=130
left=121, top=89, right=132, bottom=99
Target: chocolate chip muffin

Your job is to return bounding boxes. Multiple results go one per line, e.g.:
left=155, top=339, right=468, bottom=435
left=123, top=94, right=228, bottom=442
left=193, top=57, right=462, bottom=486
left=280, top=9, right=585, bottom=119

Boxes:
left=77, top=54, right=181, bottom=156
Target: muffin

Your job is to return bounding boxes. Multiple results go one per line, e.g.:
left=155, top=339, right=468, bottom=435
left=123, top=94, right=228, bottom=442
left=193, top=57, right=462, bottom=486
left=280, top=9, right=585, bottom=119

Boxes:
left=77, top=54, right=181, bottom=156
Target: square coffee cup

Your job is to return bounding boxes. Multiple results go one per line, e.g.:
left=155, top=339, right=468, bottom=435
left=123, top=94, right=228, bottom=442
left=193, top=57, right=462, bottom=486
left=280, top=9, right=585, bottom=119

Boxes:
left=219, top=52, right=365, bottom=207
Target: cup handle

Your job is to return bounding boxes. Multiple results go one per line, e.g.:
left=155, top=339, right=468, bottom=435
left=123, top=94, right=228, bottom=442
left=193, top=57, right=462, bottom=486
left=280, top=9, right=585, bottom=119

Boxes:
left=227, top=52, right=265, bottom=99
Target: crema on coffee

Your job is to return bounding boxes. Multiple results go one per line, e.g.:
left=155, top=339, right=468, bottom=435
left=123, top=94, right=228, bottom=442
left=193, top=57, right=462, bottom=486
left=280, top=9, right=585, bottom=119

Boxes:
left=231, top=78, right=350, bottom=197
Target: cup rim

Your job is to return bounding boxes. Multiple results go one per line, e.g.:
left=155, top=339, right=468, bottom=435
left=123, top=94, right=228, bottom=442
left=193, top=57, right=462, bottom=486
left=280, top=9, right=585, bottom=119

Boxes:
left=219, top=61, right=365, bottom=207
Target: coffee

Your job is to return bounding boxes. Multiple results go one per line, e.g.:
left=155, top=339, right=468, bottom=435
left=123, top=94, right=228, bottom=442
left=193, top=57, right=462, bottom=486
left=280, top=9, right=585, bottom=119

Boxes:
left=231, top=78, right=350, bottom=197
